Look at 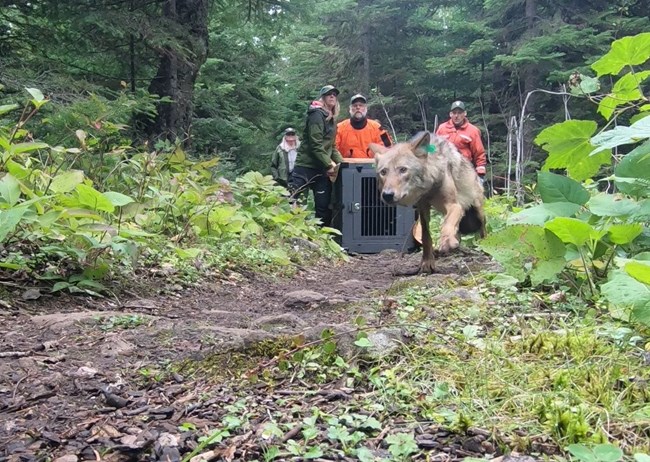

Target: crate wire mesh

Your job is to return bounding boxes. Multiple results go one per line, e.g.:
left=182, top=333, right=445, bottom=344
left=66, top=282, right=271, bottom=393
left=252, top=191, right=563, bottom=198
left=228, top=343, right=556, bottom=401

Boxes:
left=360, top=176, right=397, bottom=237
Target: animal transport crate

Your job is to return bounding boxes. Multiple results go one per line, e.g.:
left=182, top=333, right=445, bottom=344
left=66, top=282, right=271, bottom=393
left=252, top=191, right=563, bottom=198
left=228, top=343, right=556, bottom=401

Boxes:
left=333, top=160, right=416, bottom=253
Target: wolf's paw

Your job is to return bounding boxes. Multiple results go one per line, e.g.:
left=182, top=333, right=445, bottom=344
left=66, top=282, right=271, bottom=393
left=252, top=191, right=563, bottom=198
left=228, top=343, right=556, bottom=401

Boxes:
left=438, top=236, right=460, bottom=254
left=419, top=259, right=436, bottom=274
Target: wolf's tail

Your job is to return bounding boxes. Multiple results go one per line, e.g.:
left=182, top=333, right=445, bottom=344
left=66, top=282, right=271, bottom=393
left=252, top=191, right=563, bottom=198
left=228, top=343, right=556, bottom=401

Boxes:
left=459, top=206, right=484, bottom=235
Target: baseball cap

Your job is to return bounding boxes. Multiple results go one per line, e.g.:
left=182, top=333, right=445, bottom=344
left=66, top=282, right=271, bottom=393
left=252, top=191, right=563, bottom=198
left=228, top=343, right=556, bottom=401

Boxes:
left=319, top=85, right=340, bottom=97
left=284, top=127, right=296, bottom=135
left=450, top=100, right=466, bottom=111
left=350, top=94, right=367, bottom=104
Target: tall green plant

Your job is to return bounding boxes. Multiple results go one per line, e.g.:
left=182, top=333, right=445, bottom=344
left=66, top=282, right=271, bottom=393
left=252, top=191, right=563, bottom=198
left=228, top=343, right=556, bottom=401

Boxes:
left=480, top=32, right=650, bottom=325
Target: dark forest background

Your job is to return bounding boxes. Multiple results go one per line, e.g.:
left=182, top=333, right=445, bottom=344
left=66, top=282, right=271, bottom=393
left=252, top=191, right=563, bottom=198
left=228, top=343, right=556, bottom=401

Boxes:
left=1, top=0, right=647, bottom=186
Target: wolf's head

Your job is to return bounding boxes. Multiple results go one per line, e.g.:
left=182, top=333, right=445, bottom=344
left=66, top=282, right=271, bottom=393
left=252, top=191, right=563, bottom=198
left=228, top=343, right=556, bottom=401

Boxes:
left=369, top=131, right=437, bottom=207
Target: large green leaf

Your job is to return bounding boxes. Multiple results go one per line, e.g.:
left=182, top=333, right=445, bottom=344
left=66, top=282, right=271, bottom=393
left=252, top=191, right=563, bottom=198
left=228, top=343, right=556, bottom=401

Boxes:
left=598, top=71, right=650, bottom=120
left=569, top=74, right=600, bottom=96
left=566, top=444, right=597, bottom=462
left=75, top=184, right=115, bottom=213
left=592, top=444, right=624, bottom=462
left=0, top=104, right=19, bottom=116
left=592, top=32, right=650, bottom=76
left=544, top=217, right=605, bottom=247
left=50, top=170, right=85, bottom=194
left=0, top=207, right=28, bottom=242
left=587, top=193, right=640, bottom=217
left=0, top=174, right=21, bottom=206
left=536, top=171, right=589, bottom=204
left=591, top=116, right=650, bottom=155
left=613, top=140, right=650, bottom=197
left=608, top=224, right=643, bottom=245
left=25, top=87, right=45, bottom=102
left=479, top=225, right=566, bottom=286
left=625, top=261, right=650, bottom=285
left=508, top=203, right=581, bottom=226
left=536, top=120, right=611, bottom=181
left=104, top=191, right=136, bottom=207
left=601, top=270, right=650, bottom=326
left=5, top=160, right=30, bottom=180
left=8, top=142, right=49, bottom=155
left=61, top=208, right=104, bottom=221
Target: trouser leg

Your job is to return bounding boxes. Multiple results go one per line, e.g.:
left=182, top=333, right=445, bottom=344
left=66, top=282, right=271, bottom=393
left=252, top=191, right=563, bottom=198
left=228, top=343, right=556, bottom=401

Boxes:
left=290, top=166, right=332, bottom=226
left=288, top=167, right=310, bottom=204
left=311, top=173, right=332, bottom=227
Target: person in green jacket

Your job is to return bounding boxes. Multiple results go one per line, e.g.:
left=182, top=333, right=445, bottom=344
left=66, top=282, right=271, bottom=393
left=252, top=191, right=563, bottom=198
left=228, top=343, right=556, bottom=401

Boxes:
left=270, top=127, right=300, bottom=187
left=289, top=84, right=344, bottom=227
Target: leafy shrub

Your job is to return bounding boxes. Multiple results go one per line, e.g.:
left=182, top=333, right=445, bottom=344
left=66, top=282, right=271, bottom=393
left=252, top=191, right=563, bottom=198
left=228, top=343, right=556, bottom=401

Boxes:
left=0, top=89, right=344, bottom=294
left=479, top=33, right=650, bottom=325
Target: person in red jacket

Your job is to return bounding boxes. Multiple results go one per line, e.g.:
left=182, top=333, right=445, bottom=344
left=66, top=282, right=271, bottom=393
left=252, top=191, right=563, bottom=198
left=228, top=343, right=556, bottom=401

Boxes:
left=336, top=94, right=392, bottom=158
left=435, top=100, right=487, bottom=181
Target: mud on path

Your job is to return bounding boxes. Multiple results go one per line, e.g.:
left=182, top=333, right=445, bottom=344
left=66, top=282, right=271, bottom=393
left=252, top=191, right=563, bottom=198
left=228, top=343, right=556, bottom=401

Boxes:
left=0, top=250, right=497, bottom=461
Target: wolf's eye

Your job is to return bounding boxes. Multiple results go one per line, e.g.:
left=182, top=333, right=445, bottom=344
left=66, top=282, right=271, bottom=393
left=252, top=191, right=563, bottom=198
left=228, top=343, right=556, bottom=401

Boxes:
left=379, top=168, right=388, bottom=176
left=399, top=166, right=408, bottom=174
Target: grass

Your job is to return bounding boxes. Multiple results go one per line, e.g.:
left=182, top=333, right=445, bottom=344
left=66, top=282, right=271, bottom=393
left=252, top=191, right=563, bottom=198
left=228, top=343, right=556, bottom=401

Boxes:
left=172, top=273, right=650, bottom=461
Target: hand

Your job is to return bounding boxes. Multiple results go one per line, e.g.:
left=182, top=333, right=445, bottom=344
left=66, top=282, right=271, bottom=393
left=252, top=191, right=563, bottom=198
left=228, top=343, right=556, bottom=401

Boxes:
left=327, top=163, right=339, bottom=182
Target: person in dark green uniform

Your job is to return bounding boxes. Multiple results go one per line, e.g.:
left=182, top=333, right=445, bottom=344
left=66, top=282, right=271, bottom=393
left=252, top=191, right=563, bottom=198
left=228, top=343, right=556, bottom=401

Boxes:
left=289, top=85, right=344, bottom=227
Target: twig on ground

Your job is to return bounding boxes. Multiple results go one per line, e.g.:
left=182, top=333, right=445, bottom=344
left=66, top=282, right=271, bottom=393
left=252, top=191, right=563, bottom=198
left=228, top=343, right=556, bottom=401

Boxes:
left=280, top=423, right=303, bottom=443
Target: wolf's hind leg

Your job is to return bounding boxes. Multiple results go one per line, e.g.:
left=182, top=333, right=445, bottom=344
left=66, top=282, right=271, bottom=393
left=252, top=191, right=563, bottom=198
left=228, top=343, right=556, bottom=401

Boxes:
left=474, top=200, right=487, bottom=238
left=439, top=202, right=463, bottom=253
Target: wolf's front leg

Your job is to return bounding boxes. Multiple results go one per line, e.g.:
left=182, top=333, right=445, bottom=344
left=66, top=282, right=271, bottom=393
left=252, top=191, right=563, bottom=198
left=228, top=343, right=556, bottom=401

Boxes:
left=418, top=207, right=436, bottom=273
left=439, top=203, right=463, bottom=254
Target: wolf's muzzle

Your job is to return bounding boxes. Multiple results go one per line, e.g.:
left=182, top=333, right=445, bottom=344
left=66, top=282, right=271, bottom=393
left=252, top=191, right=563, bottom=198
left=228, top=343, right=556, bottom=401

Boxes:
left=381, top=191, right=395, bottom=204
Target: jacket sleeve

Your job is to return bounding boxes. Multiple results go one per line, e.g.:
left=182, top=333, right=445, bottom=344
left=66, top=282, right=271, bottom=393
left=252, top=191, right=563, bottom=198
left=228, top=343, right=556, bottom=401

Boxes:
left=332, top=146, right=344, bottom=164
left=306, top=111, right=334, bottom=169
left=379, top=126, right=392, bottom=147
left=270, top=147, right=280, bottom=179
left=470, top=126, right=487, bottom=171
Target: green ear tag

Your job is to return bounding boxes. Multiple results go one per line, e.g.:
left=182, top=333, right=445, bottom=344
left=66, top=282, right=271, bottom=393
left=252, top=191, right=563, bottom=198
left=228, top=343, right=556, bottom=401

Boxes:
left=426, top=144, right=436, bottom=155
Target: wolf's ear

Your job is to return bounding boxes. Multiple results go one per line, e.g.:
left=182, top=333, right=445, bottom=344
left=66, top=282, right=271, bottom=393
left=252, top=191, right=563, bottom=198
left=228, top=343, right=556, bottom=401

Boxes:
left=369, top=143, right=388, bottom=159
left=368, top=143, right=388, bottom=155
left=409, top=131, right=431, bottom=158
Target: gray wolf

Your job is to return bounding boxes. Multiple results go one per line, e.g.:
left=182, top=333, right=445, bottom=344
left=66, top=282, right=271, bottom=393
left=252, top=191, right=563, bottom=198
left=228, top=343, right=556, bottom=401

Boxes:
left=369, top=131, right=486, bottom=273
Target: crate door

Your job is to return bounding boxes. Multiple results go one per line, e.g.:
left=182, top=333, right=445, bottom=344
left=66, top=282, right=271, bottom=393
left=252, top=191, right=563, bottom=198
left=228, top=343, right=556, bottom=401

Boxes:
left=355, top=169, right=400, bottom=241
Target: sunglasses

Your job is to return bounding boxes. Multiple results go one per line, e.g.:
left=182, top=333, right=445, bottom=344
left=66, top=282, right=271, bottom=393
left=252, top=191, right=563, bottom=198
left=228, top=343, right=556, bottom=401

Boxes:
left=286, top=132, right=296, bottom=136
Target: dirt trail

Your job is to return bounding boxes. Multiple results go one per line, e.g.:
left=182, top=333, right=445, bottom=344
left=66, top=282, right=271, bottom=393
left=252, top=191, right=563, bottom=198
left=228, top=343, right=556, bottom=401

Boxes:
left=0, top=250, right=496, bottom=461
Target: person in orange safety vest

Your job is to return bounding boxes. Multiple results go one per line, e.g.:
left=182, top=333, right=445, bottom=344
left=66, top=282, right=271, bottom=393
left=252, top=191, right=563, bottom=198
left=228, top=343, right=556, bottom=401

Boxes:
left=435, top=100, right=487, bottom=180
left=336, top=94, right=392, bottom=159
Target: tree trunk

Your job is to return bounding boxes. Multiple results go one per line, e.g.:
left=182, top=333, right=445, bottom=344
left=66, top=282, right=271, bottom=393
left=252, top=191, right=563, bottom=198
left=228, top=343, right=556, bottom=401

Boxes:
left=145, top=0, right=208, bottom=145
left=523, top=0, right=537, bottom=98
left=358, top=0, right=371, bottom=95
left=521, top=0, right=537, bottom=165
left=361, top=24, right=370, bottom=94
